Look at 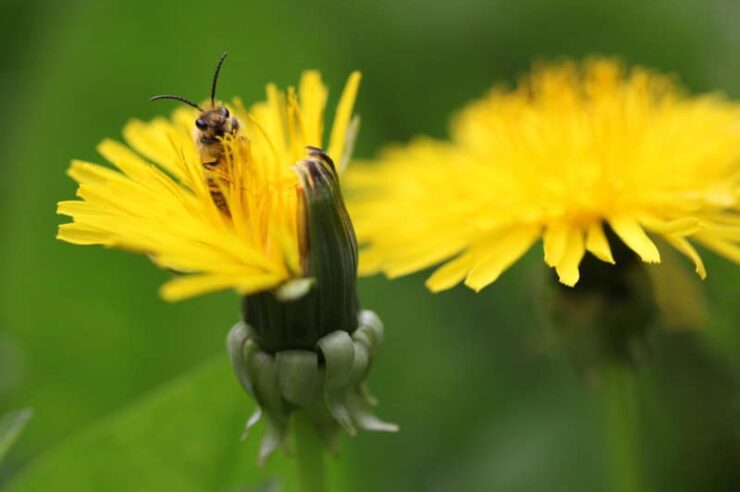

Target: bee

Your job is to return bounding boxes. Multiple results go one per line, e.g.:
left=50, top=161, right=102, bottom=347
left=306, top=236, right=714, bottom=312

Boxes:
left=151, top=52, right=240, bottom=214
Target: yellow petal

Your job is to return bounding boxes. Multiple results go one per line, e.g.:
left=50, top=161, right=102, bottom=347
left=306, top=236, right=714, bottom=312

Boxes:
left=663, top=236, right=706, bottom=279
left=160, top=274, right=236, bottom=301
left=543, top=222, right=569, bottom=266
left=57, top=223, right=112, bottom=245
left=384, top=238, right=468, bottom=278
left=284, top=87, right=305, bottom=161
left=609, top=216, right=661, bottom=263
left=97, top=139, right=186, bottom=198
left=339, top=115, right=361, bottom=172
left=464, top=227, right=539, bottom=291
left=358, top=250, right=382, bottom=275
left=640, top=216, right=701, bottom=236
left=555, top=227, right=585, bottom=286
left=57, top=201, right=111, bottom=219
left=260, top=84, right=289, bottom=160
left=696, top=235, right=740, bottom=263
left=426, top=252, right=474, bottom=293
left=299, top=71, right=327, bottom=147
left=98, top=139, right=152, bottom=175
left=67, top=160, right=126, bottom=185
left=700, top=222, right=740, bottom=240
left=328, top=71, right=361, bottom=163
left=585, top=222, right=614, bottom=263
left=160, top=273, right=282, bottom=302
left=122, top=118, right=190, bottom=181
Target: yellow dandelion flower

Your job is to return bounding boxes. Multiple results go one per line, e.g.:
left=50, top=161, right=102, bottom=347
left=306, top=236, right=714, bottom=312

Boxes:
left=57, top=70, right=361, bottom=301
left=347, top=58, right=740, bottom=292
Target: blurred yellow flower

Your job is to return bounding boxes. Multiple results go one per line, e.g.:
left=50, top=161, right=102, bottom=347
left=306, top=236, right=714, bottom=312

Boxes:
left=58, top=71, right=361, bottom=301
left=347, top=59, right=740, bottom=292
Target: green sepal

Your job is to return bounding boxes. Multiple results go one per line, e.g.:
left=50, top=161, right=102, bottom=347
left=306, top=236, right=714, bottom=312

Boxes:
left=226, top=310, right=397, bottom=463
left=298, top=375, right=343, bottom=455
left=275, top=350, right=319, bottom=407
left=317, top=331, right=357, bottom=435
left=258, top=418, right=285, bottom=467
left=547, top=232, right=656, bottom=371
left=346, top=389, right=399, bottom=433
left=352, top=328, right=373, bottom=352
left=226, top=322, right=254, bottom=396
left=245, top=350, right=287, bottom=465
left=354, top=310, right=384, bottom=359
left=349, top=341, right=370, bottom=386
left=358, top=310, right=384, bottom=346
left=359, top=382, right=379, bottom=407
left=241, top=407, right=262, bottom=441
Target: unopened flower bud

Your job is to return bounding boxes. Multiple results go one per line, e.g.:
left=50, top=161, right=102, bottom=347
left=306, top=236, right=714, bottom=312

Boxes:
left=230, top=147, right=396, bottom=464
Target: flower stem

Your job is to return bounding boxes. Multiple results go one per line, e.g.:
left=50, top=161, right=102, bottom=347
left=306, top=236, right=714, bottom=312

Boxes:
left=293, top=412, right=327, bottom=492
left=602, top=364, right=642, bottom=492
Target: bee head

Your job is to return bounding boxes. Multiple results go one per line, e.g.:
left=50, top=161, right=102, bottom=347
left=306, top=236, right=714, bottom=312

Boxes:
left=196, top=107, right=230, bottom=131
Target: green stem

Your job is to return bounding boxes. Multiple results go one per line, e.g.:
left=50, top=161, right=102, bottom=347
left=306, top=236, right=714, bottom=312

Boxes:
left=292, top=412, right=327, bottom=492
left=602, top=364, right=642, bottom=492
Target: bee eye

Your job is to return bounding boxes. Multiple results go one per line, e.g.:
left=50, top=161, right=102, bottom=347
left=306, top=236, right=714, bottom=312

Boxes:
left=195, top=118, right=207, bottom=130
left=222, top=107, right=230, bottom=118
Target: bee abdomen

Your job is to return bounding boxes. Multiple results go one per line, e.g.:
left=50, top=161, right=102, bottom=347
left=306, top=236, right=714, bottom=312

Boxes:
left=209, top=188, right=229, bottom=214
left=203, top=160, right=230, bottom=215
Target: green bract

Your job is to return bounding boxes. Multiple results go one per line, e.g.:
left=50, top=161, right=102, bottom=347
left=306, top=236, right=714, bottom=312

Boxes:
left=547, top=234, right=657, bottom=371
left=227, top=312, right=396, bottom=464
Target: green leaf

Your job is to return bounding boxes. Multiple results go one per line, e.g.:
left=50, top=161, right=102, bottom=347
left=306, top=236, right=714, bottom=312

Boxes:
left=5, top=357, right=311, bottom=492
left=0, top=408, right=32, bottom=464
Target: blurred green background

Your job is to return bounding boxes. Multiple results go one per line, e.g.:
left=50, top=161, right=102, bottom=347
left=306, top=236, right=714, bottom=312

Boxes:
left=1, top=0, right=739, bottom=490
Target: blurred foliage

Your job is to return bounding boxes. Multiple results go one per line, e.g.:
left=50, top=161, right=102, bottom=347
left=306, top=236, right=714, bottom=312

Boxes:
left=0, top=0, right=738, bottom=490
left=0, top=410, right=31, bottom=465
left=4, top=357, right=346, bottom=492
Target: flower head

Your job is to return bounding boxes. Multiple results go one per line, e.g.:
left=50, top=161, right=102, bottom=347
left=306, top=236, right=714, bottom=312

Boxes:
left=57, top=69, right=397, bottom=460
left=348, top=59, right=740, bottom=292
left=58, top=71, right=361, bottom=301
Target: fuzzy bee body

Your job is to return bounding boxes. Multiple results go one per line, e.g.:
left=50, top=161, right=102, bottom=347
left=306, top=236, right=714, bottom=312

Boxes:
left=151, top=52, right=238, bottom=214
left=194, top=106, right=240, bottom=214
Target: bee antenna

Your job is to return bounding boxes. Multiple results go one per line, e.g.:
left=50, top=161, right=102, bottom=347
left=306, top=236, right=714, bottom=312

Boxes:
left=210, top=51, right=228, bottom=106
left=150, top=94, right=204, bottom=111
